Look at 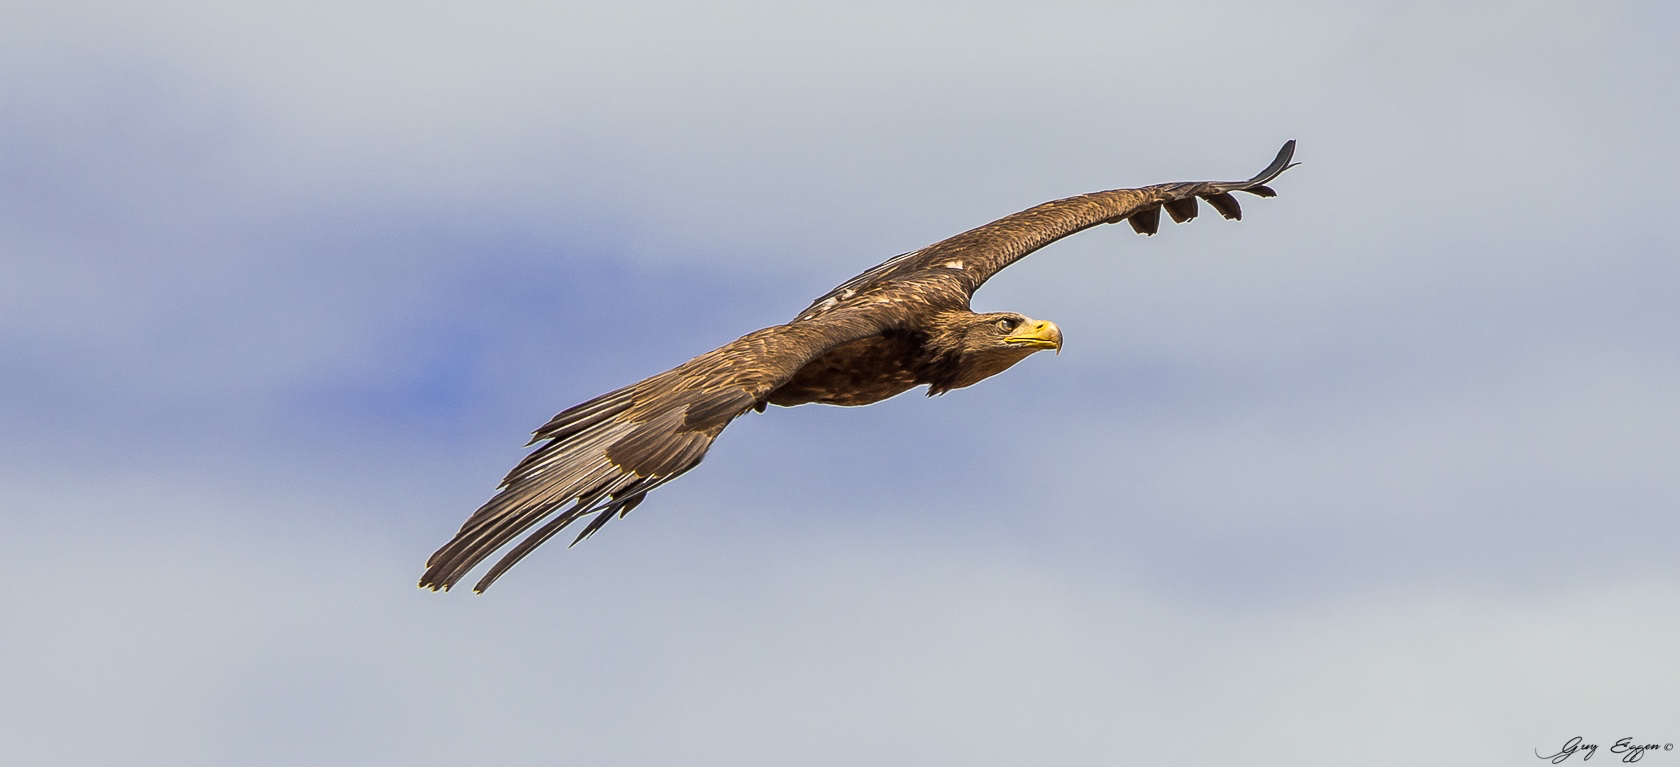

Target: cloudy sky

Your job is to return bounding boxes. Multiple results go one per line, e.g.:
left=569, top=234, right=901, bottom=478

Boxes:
left=3, top=1, right=1678, bottom=764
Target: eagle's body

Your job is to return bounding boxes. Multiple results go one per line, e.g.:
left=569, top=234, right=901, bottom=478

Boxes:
left=422, top=142, right=1297, bottom=592
left=766, top=328, right=929, bottom=407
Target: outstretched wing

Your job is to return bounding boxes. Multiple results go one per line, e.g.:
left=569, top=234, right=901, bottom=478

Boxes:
left=797, top=141, right=1295, bottom=319
left=420, top=307, right=891, bottom=593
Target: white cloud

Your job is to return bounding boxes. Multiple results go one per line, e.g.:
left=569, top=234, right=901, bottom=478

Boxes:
left=3, top=472, right=1676, bottom=766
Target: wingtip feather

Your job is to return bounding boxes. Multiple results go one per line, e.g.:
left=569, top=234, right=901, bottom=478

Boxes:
left=1164, top=197, right=1198, bottom=224
left=1128, top=206, right=1161, bottom=235
left=1243, top=140, right=1296, bottom=187
left=1203, top=192, right=1242, bottom=220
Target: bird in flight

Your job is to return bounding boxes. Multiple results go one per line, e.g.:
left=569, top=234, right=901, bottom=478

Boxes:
left=421, top=141, right=1297, bottom=592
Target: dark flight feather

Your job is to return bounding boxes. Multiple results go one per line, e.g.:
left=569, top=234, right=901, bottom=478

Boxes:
left=1128, top=206, right=1161, bottom=235
left=421, top=141, right=1297, bottom=592
left=1164, top=196, right=1199, bottom=224
left=1203, top=192, right=1243, bottom=220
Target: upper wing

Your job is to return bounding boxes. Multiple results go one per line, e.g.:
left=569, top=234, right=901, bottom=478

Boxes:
left=797, top=141, right=1295, bottom=319
left=420, top=307, right=893, bottom=593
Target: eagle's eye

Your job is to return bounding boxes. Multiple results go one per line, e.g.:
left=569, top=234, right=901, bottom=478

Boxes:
left=996, top=318, right=1018, bottom=333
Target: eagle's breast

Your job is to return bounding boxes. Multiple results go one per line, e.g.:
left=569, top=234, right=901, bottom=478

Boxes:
left=764, top=329, right=929, bottom=407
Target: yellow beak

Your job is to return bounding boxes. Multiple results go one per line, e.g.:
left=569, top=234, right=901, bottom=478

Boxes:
left=1003, top=320, right=1063, bottom=354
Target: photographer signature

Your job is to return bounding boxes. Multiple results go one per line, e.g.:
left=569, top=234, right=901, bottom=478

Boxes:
left=1537, top=737, right=1673, bottom=763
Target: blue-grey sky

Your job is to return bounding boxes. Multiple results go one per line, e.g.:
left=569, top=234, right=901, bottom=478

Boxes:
left=4, top=1, right=1678, bottom=764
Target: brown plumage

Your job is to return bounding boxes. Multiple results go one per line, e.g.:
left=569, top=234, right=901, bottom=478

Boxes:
left=420, top=141, right=1298, bottom=592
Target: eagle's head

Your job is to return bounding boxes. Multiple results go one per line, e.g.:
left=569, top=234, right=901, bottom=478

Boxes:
left=926, top=311, right=1062, bottom=394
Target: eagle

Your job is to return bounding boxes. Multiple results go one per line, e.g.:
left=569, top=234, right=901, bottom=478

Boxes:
left=421, top=141, right=1297, bottom=592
